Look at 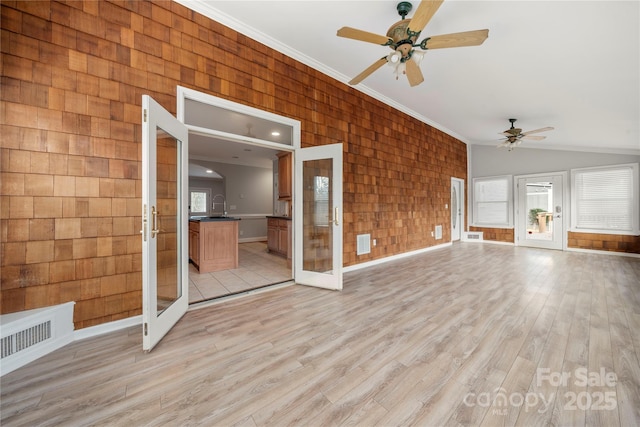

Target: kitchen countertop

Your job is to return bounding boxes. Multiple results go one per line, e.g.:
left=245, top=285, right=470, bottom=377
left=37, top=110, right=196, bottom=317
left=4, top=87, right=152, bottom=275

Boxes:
left=266, top=215, right=292, bottom=220
left=189, top=216, right=241, bottom=222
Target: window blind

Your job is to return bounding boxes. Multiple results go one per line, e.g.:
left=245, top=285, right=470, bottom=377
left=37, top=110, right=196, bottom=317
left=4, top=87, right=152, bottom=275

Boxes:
left=473, top=176, right=511, bottom=226
left=573, top=165, right=635, bottom=231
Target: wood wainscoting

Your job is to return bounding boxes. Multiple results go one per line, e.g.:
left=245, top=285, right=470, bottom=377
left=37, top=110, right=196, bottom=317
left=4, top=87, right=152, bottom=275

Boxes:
left=568, top=231, right=640, bottom=254
left=469, top=226, right=515, bottom=243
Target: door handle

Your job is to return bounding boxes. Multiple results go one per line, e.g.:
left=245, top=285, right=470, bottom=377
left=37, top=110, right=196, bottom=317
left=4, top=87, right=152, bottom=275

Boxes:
left=334, top=207, right=339, bottom=226
left=151, top=206, right=160, bottom=238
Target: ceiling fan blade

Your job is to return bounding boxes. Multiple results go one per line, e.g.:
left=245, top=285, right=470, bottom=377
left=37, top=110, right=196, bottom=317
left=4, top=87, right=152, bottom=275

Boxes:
left=408, top=0, right=445, bottom=35
left=422, top=29, right=489, bottom=50
left=405, top=58, right=424, bottom=87
left=348, top=57, right=387, bottom=85
left=521, top=127, right=554, bottom=135
left=337, top=27, right=392, bottom=45
left=521, top=135, right=547, bottom=141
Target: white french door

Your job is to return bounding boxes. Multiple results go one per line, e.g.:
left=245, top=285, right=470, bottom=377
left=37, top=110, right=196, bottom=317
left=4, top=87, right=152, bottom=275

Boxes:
left=451, top=178, right=464, bottom=241
left=516, top=173, right=564, bottom=250
left=294, top=144, right=343, bottom=290
left=141, top=95, right=189, bottom=351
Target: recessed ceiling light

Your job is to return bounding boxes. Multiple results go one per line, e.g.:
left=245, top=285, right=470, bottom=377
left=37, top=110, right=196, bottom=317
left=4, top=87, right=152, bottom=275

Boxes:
left=271, top=131, right=280, bottom=136
left=244, top=148, right=252, bottom=152
left=232, top=156, right=239, bottom=159
left=206, top=169, right=213, bottom=174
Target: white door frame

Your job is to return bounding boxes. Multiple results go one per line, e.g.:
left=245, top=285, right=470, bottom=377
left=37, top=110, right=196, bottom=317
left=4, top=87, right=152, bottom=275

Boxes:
left=451, top=177, right=464, bottom=241
left=176, top=87, right=343, bottom=290
left=514, top=171, right=567, bottom=250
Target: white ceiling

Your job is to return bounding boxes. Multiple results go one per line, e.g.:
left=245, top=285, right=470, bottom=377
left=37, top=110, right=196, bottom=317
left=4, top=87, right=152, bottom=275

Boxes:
left=178, top=0, right=639, bottom=163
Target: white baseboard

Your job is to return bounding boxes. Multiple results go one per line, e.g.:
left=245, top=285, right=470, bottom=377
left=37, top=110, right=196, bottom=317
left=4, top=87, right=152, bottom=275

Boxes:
left=475, top=240, right=515, bottom=246
left=344, top=242, right=452, bottom=273
left=73, top=315, right=141, bottom=341
left=239, top=236, right=267, bottom=243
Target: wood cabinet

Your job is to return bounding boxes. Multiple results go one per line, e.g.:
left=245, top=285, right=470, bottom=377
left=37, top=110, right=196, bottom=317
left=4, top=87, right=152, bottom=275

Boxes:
left=189, top=220, right=239, bottom=273
left=277, top=152, right=292, bottom=200
left=267, top=223, right=279, bottom=253
left=189, top=221, right=200, bottom=267
left=267, top=218, right=291, bottom=265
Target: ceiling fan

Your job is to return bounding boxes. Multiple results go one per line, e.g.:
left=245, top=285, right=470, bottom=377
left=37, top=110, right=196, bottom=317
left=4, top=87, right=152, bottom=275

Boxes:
left=336, top=0, right=489, bottom=87
left=498, top=118, right=554, bottom=150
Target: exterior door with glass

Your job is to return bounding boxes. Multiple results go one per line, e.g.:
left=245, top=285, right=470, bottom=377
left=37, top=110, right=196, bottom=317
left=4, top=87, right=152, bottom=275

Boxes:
left=516, top=173, right=564, bottom=250
left=141, top=95, right=189, bottom=351
left=451, top=178, right=463, bottom=241
left=294, top=144, right=343, bottom=290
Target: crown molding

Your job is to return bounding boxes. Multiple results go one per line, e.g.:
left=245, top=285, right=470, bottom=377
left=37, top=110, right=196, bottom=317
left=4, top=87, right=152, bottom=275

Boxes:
left=173, top=0, right=468, bottom=144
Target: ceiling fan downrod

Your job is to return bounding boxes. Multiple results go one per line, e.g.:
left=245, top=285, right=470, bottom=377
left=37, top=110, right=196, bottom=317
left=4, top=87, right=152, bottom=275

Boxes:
left=396, top=1, right=412, bottom=19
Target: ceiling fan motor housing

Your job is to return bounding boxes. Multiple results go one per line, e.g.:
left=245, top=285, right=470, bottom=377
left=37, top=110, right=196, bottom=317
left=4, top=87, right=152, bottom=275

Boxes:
left=387, top=20, right=419, bottom=61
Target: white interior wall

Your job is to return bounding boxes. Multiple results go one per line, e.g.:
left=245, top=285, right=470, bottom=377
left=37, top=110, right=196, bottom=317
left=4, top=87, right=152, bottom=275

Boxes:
left=469, top=145, right=640, bottom=232
left=190, top=161, right=273, bottom=240
left=470, top=146, right=639, bottom=178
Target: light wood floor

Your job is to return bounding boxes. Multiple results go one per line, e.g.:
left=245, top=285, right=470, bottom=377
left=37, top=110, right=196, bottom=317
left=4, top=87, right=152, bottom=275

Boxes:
left=2, top=243, right=639, bottom=426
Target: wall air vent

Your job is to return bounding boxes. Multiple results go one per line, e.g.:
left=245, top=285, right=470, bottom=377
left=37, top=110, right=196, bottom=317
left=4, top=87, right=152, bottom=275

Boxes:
left=463, top=231, right=484, bottom=242
left=1, top=321, right=51, bottom=359
left=1, top=302, right=75, bottom=376
left=357, top=234, right=371, bottom=255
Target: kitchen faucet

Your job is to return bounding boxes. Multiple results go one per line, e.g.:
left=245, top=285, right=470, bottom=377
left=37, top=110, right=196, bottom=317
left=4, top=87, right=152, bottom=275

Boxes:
left=212, top=194, right=227, bottom=216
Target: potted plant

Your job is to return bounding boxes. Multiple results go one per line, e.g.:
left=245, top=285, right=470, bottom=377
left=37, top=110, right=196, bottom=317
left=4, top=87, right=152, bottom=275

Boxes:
left=529, top=208, right=550, bottom=232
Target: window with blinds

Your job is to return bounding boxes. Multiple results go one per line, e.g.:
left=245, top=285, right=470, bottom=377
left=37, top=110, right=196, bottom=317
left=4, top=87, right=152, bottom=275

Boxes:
left=473, top=175, right=513, bottom=227
left=571, top=163, right=639, bottom=234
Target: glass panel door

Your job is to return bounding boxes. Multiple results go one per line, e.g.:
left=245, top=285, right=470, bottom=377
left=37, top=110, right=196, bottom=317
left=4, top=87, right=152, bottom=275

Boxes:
left=294, top=144, right=343, bottom=290
left=451, top=178, right=463, bottom=241
left=517, top=174, right=564, bottom=250
left=142, top=95, right=189, bottom=351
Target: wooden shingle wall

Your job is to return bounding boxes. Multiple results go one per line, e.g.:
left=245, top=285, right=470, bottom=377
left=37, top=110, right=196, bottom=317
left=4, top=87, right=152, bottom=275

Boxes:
left=469, top=226, right=514, bottom=244
left=0, top=1, right=467, bottom=328
left=568, top=232, right=640, bottom=253
left=469, top=227, right=640, bottom=253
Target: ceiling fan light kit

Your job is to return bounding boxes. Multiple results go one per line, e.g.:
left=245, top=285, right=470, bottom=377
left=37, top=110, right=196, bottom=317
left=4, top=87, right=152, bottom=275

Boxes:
left=336, top=0, right=489, bottom=86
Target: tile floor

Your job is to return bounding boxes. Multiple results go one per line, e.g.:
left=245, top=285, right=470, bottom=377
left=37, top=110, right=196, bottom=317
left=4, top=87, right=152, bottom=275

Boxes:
left=189, top=241, right=292, bottom=304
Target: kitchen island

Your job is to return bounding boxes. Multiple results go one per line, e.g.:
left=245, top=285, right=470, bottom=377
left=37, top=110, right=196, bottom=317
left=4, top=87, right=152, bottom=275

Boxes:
left=189, top=217, right=240, bottom=273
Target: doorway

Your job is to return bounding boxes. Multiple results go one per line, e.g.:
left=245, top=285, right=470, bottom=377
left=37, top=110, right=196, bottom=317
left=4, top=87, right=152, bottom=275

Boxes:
left=143, top=91, right=344, bottom=352
left=451, top=177, right=464, bottom=242
left=176, top=86, right=344, bottom=297
left=516, top=173, right=565, bottom=250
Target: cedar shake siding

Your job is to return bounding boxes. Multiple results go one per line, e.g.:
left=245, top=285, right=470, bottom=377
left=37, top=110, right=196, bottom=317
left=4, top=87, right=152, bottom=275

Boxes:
left=1, top=1, right=466, bottom=328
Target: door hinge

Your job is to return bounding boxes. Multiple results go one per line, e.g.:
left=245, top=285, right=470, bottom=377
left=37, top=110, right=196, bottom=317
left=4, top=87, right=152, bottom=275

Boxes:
left=144, top=322, right=148, bottom=336
left=143, top=109, right=148, bottom=123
